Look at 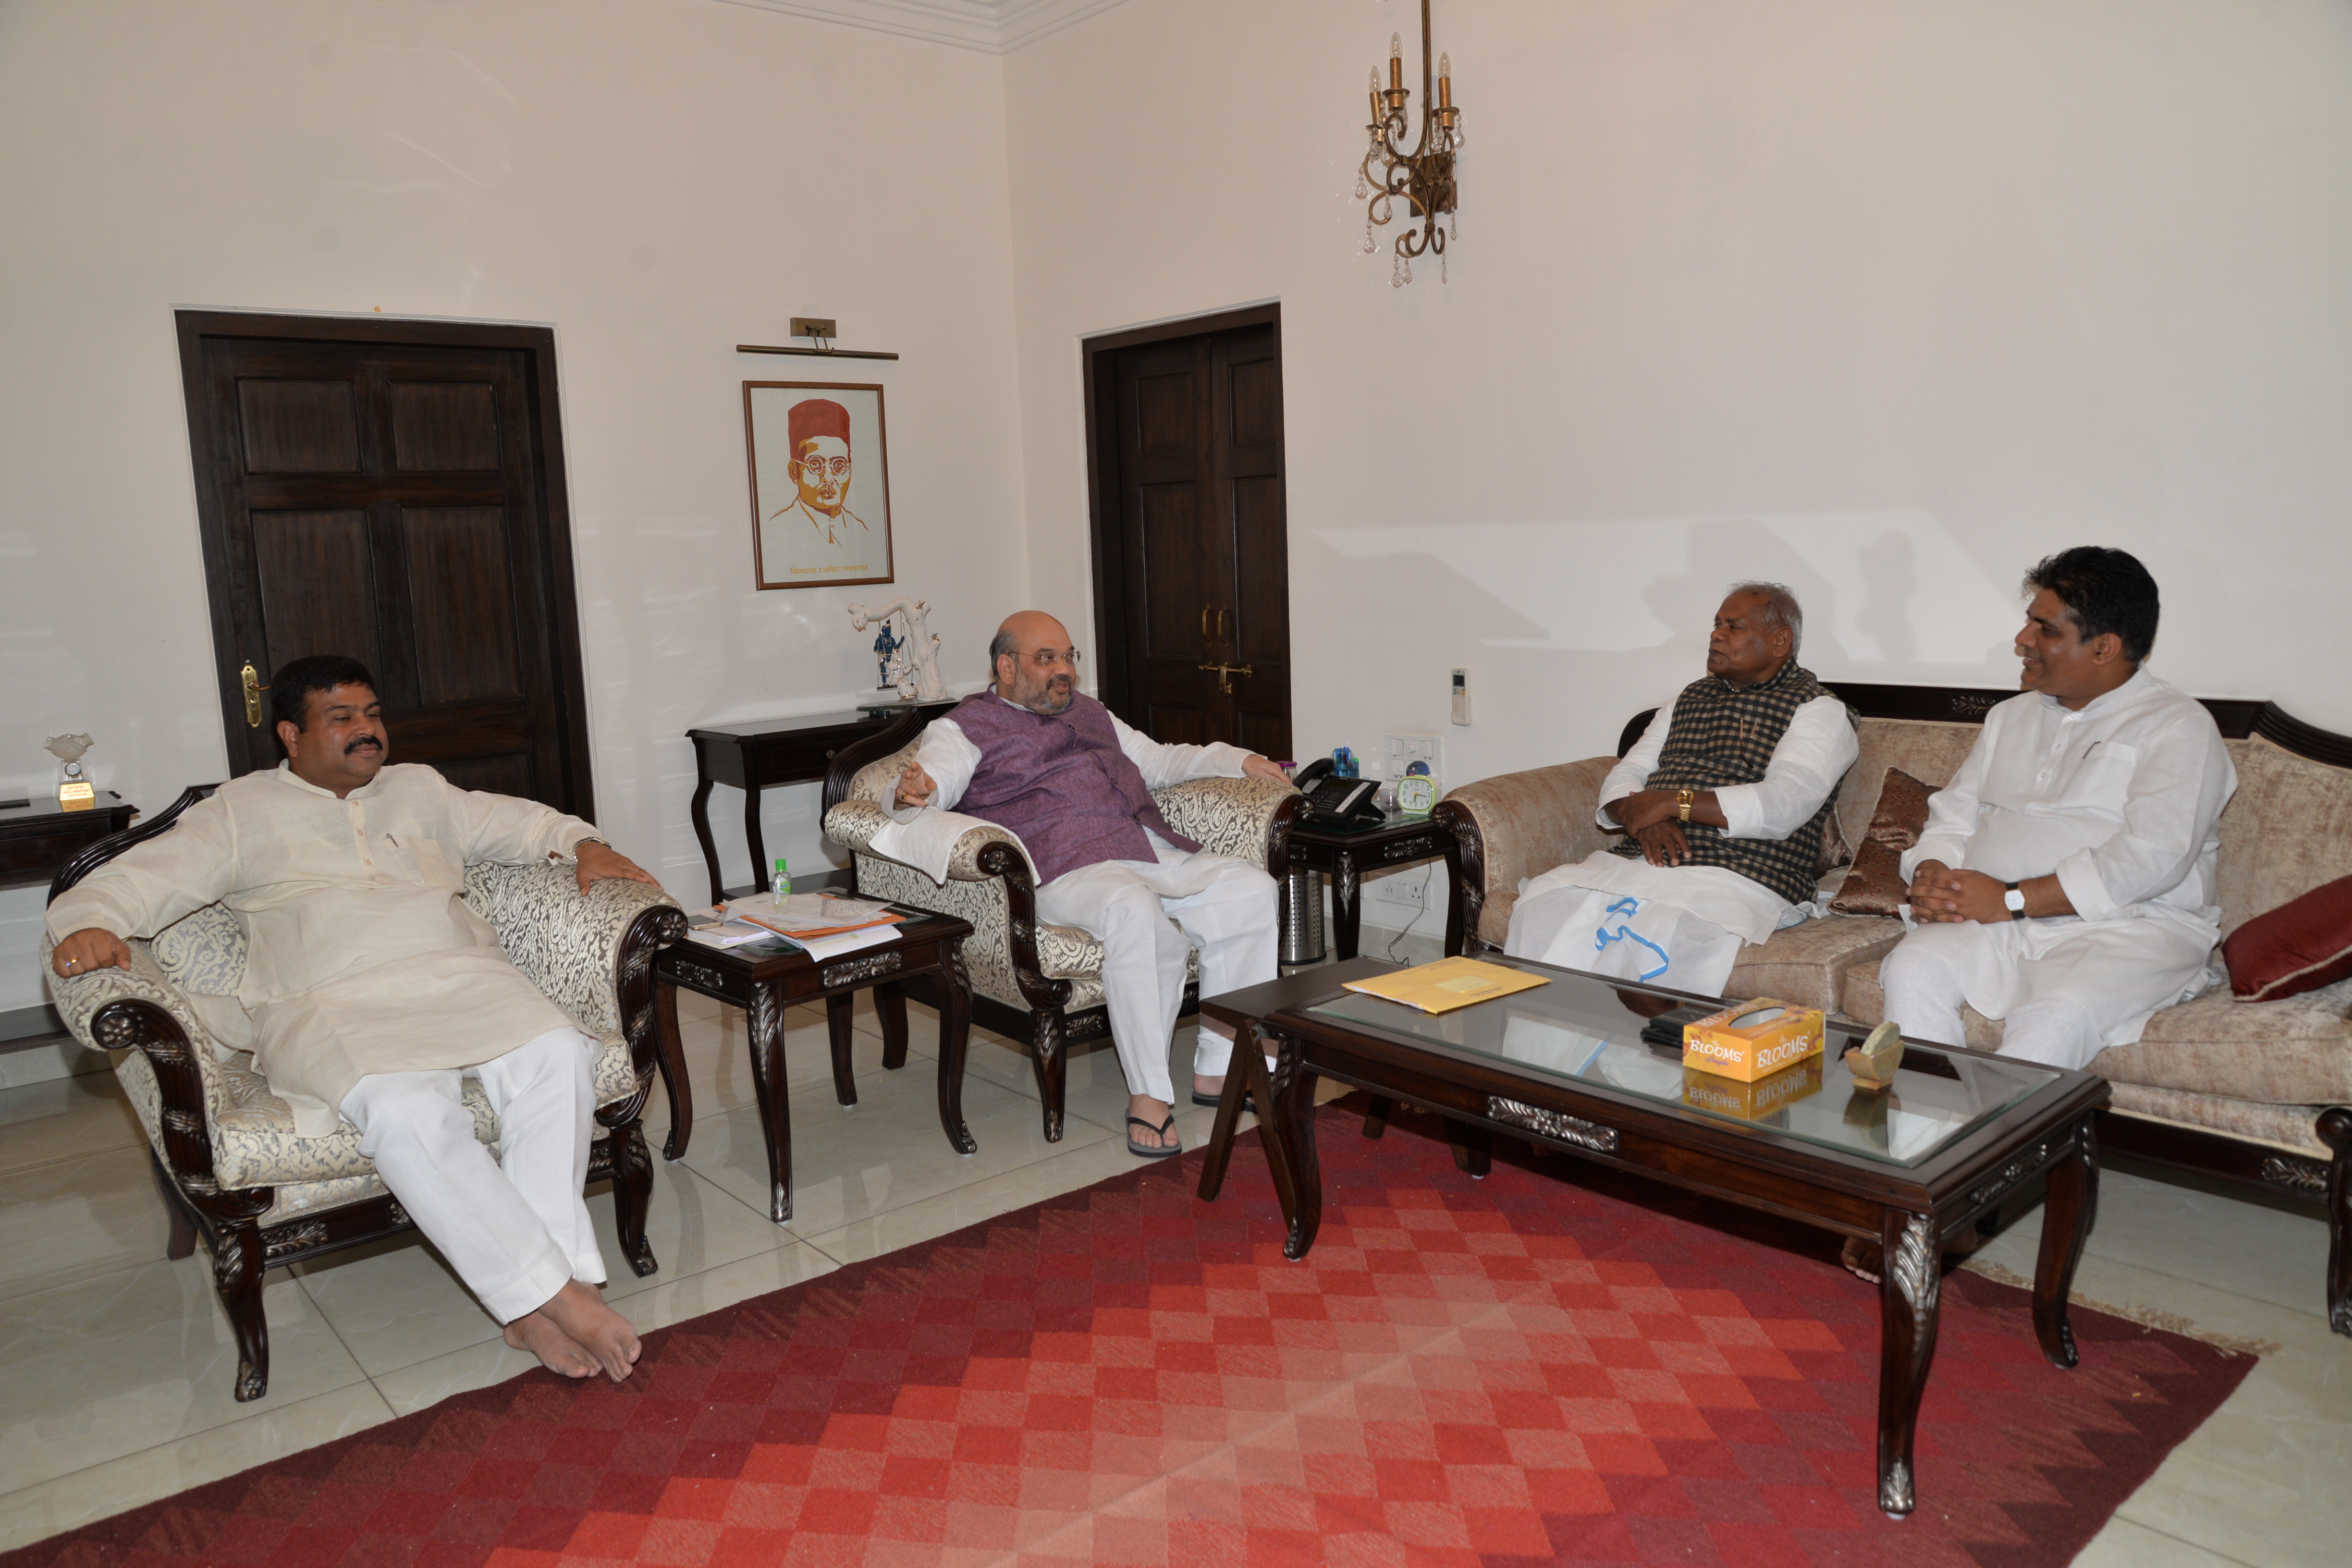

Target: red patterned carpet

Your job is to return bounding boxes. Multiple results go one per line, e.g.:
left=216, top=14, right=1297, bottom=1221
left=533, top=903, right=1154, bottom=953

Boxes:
left=12, top=1100, right=2251, bottom=1568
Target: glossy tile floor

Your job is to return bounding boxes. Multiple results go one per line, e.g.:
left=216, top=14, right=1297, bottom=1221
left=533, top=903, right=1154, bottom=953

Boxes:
left=0, top=963, right=2343, bottom=1565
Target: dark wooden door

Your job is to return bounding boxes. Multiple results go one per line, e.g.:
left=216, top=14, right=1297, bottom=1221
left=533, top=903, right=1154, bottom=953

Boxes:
left=1094, top=315, right=1291, bottom=758
left=176, top=313, right=593, bottom=815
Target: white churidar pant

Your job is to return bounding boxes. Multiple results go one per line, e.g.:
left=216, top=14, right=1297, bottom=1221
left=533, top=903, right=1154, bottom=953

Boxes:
left=1879, top=917, right=2215, bottom=1072
left=1032, top=837, right=1279, bottom=1106
left=337, top=1024, right=605, bottom=1323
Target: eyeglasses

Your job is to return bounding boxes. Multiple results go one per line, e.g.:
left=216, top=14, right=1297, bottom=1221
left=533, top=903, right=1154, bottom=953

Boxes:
left=795, top=455, right=851, bottom=479
left=1028, top=648, right=1082, bottom=669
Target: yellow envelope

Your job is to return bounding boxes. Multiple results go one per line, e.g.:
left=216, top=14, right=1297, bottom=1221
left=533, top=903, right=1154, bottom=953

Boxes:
left=1340, top=957, right=1551, bottom=1015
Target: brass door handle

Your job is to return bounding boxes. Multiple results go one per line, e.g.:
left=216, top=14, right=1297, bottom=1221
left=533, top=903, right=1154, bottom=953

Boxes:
left=1217, top=607, right=1230, bottom=643
left=1197, top=662, right=1255, bottom=695
left=240, top=662, right=268, bottom=728
left=1200, top=604, right=1211, bottom=641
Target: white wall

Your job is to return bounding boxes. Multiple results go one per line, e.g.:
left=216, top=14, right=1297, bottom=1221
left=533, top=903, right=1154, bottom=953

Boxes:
left=1001, top=0, right=2352, bottom=935
left=0, top=0, right=1027, bottom=1008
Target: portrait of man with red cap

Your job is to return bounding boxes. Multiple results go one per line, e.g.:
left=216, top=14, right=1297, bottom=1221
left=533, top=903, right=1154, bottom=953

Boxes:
left=745, top=382, right=893, bottom=588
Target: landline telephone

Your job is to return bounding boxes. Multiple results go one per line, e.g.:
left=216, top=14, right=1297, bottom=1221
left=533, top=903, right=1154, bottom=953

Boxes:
left=1291, top=757, right=1385, bottom=826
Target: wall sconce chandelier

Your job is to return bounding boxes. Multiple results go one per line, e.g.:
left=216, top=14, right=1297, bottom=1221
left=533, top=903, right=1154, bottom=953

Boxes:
left=1357, top=0, right=1463, bottom=287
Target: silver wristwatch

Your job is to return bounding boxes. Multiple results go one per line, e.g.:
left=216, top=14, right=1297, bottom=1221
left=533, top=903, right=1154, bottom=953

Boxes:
left=2003, top=881, right=2026, bottom=920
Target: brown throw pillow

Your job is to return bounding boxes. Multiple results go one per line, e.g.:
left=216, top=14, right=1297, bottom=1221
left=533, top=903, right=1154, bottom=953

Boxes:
left=1829, top=767, right=1938, bottom=916
left=2222, top=874, right=2352, bottom=1001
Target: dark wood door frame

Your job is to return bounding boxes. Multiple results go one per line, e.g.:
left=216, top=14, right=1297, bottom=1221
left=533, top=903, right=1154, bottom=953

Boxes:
left=173, top=310, right=596, bottom=818
left=1081, top=301, right=1281, bottom=725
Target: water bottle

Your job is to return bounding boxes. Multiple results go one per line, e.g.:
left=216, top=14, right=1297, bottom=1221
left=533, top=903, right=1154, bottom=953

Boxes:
left=773, top=853, right=791, bottom=899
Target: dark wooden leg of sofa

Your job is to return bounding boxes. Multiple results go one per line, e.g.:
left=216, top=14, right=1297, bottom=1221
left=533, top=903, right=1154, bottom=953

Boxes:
left=1031, top=1012, right=1067, bottom=1142
left=2320, top=1108, right=2352, bottom=1337
left=148, top=1150, right=197, bottom=1261
left=208, top=1215, right=271, bottom=1402
left=606, top=1118, right=659, bottom=1279
left=1361, top=1096, right=1392, bottom=1140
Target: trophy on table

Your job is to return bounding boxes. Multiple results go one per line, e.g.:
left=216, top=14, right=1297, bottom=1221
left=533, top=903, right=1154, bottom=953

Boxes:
left=45, top=734, right=95, bottom=810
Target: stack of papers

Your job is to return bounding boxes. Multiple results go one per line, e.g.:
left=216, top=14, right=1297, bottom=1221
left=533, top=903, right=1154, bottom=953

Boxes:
left=1341, top=957, right=1551, bottom=1015
left=725, top=892, right=906, bottom=940
left=682, top=915, right=782, bottom=950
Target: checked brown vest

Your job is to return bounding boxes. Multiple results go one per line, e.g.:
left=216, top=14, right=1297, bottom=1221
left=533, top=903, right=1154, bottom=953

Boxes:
left=1608, top=661, right=1851, bottom=905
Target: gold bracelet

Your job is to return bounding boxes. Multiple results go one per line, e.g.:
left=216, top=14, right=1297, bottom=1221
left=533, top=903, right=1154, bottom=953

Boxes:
left=1677, top=789, right=1694, bottom=823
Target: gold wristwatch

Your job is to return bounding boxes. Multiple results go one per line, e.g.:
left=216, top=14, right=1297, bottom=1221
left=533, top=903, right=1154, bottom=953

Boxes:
left=1676, top=789, right=1695, bottom=823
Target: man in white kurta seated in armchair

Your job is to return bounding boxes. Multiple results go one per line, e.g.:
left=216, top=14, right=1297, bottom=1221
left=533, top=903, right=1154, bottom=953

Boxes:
left=890, top=611, right=1289, bottom=1158
left=46, top=656, right=664, bottom=1383
left=1883, top=547, right=2236, bottom=1070
left=1506, top=583, right=1858, bottom=993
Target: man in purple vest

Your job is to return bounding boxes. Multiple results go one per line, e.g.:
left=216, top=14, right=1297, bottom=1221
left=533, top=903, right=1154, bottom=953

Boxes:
left=893, top=611, right=1288, bottom=1156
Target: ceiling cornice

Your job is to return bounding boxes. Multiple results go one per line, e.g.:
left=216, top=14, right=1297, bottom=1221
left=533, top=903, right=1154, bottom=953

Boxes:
left=705, top=0, right=1137, bottom=54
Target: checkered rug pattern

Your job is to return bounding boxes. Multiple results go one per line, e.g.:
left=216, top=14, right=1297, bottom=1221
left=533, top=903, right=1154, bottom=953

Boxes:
left=11, top=1102, right=2251, bottom=1568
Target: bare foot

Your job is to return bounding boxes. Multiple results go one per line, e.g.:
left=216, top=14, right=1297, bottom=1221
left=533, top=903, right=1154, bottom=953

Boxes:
left=504, top=1312, right=598, bottom=1378
left=1126, top=1093, right=1179, bottom=1151
left=537, top=1278, right=641, bottom=1381
left=1192, top=1073, right=1224, bottom=1102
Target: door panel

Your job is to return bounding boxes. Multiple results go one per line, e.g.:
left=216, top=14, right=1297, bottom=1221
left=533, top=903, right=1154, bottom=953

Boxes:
left=403, top=506, right=523, bottom=705
left=179, top=315, right=591, bottom=815
left=250, top=510, right=382, bottom=679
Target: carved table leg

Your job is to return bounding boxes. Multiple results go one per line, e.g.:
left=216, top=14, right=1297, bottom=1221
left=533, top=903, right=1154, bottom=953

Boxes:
left=825, top=992, right=859, bottom=1107
left=1332, top=859, right=1362, bottom=962
left=1030, top=1011, right=1067, bottom=1142
left=745, top=981, right=794, bottom=1223
left=1451, top=1120, right=1492, bottom=1180
left=2035, top=1119, right=2099, bottom=1368
left=935, top=945, right=976, bottom=1154
left=654, top=975, right=694, bottom=1160
left=1876, top=1209, right=1942, bottom=1518
left=1361, top=1097, right=1392, bottom=1140
left=744, top=782, right=769, bottom=895
left=1198, top=1021, right=1290, bottom=1213
left=1272, top=1028, right=1324, bottom=1261
left=874, top=981, right=911, bottom=1071
left=689, top=775, right=721, bottom=906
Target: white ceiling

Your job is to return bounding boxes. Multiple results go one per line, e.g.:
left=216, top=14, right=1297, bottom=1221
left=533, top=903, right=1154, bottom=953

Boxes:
left=706, top=0, right=1140, bottom=53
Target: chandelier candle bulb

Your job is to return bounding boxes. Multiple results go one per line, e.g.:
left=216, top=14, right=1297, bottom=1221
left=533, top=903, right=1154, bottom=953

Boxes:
left=1439, top=53, right=1452, bottom=107
left=1390, top=33, right=1403, bottom=89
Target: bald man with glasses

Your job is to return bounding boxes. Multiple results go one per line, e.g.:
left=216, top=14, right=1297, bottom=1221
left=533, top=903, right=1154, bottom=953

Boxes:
left=891, top=611, right=1289, bottom=1157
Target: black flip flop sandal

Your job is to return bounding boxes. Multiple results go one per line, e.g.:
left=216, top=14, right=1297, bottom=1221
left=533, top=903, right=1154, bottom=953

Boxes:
left=1126, top=1114, right=1183, bottom=1158
left=1190, top=1089, right=1256, bottom=1112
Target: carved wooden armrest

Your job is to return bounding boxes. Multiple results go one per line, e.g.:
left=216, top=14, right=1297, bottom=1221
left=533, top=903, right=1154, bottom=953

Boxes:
left=825, top=800, right=1028, bottom=884
left=467, top=864, right=683, bottom=1067
left=1434, top=756, right=1620, bottom=949
left=1150, top=777, right=1303, bottom=877
left=44, top=940, right=231, bottom=1193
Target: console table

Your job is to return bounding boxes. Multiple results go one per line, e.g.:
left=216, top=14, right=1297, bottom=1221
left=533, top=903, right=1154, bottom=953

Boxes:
left=1, top=792, right=136, bottom=893
left=687, top=703, right=956, bottom=903
left=1284, top=812, right=1463, bottom=961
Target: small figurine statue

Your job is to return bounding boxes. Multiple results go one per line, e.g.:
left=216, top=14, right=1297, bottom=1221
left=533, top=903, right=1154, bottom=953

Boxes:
left=45, top=733, right=96, bottom=809
left=869, top=619, right=904, bottom=690
left=847, top=598, right=947, bottom=701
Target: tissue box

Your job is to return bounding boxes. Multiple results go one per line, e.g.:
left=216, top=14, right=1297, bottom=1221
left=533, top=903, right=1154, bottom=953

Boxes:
left=1682, top=1056, right=1824, bottom=1120
left=1682, top=997, right=1825, bottom=1083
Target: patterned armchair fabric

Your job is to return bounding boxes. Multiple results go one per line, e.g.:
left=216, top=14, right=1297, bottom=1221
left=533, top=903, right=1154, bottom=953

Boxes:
left=46, top=865, right=672, bottom=1223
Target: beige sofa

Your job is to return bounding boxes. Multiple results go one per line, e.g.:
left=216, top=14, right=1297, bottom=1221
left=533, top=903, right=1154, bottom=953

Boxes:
left=1432, top=682, right=2352, bottom=1334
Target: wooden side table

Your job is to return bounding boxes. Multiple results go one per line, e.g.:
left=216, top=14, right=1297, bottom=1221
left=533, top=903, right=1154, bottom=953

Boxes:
left=687, top=703, right=957, bottom=903
left=652, top=909, right=975, bottom=1223
left=3, top=792, right=136, bottom=892
left=1283, top=812, right=1463, bottom=960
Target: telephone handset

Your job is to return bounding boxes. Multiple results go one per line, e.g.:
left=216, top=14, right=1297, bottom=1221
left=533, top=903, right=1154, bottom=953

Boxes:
left=1291, top=758, right=1385, bottom=826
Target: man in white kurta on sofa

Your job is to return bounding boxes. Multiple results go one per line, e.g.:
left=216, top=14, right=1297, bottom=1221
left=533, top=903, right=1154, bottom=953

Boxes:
left=889, top=611, right=1288, bottom=1158
left=46, top=656, right=663, bottom=1383
left=1883, top=547, right=2237, bottom=1074
left=1505, top=583, right=1858, bottom=994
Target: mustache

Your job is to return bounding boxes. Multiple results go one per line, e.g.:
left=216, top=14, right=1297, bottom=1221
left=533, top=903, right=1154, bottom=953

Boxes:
left=344, top=734, right=383, bottom=755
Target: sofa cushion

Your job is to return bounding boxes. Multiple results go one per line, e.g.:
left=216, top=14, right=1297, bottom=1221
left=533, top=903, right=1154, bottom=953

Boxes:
left=1843, top=956, right=2352, bottom=1105
left=2106, top=1082, right=2333, bottom=1161
left=1832, top=720, right=1982, bottom=852
left=2221, top=872, right=2352, bottom=1002
left=2213, top=735, right=2352, bottom=936
left=1726, top=915, right=1907, bottom=1014
left=1830, top=767, right=1937, bottom=916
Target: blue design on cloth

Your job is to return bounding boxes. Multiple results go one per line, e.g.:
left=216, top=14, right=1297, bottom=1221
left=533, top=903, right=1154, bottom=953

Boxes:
left=1594, top=897, right=1670, bottom=982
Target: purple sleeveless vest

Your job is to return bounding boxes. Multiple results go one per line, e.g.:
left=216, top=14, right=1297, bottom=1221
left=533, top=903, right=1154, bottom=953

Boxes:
left=947, top=691, right=1199, bottom=885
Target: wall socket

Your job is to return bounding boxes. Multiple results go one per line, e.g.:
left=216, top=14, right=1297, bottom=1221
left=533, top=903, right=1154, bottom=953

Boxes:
left=1374, top=871, right=1428, bottom=909
left=1382, top=732, right=1442, bottom=781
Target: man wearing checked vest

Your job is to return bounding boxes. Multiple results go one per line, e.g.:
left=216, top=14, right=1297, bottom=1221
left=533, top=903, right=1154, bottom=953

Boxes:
left=891, top=611, right=1290, bottom=1158
left=1506, top=583, right=1857, bottom=996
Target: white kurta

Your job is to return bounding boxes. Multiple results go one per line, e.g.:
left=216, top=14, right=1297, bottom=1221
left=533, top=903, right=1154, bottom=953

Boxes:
left=1883, top=668, right=2237, bottom=1065
left=904, top=700, right=1275, bottom=1105
left=47, top=763, right=601, bottom=1133
left=1506, top=692, right=1856, bottom=992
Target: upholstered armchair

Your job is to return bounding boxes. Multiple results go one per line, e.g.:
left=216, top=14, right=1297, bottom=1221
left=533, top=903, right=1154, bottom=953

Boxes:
left=43, top=788, right=685, bottom=1402
left=822, top=717, right=1302, bottom=1140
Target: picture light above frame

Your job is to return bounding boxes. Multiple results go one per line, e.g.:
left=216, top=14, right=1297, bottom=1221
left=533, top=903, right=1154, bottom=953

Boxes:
left=738, top=316, right=900, bottom=361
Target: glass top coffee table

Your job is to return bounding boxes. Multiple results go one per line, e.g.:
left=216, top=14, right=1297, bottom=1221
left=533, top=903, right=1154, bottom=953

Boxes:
left=1195, top=954, right=2112, bottom=1519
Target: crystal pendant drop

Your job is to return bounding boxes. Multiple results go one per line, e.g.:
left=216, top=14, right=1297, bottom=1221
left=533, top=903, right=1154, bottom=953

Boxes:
left=1402, top=256, right=1413, bottom=285
left=1441, top=250, right=1449, bottom=284
left=1354, top=167, right=1367, bottom=200
left=1391, top=254, right=1404, bottom=288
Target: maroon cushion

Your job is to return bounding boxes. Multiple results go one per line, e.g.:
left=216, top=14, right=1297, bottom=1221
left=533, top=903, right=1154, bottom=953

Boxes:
left=1829, top=767, right=1937, bottom=917
left=2222, top=874, right=2352, bottom=1002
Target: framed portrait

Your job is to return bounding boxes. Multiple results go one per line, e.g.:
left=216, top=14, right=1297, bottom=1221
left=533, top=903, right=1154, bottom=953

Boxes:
left=744, top=381, right=895, bottom=590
